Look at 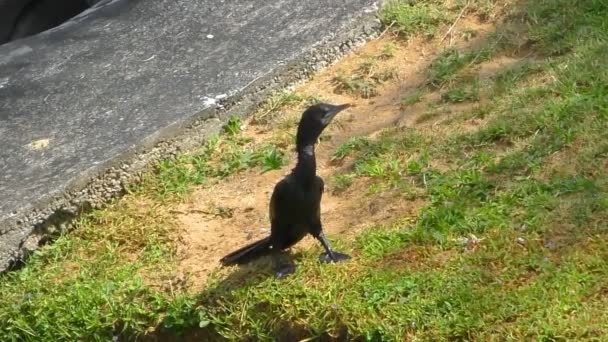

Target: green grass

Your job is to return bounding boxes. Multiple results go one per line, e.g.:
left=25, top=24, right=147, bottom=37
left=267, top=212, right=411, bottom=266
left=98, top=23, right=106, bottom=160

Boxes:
left=3, top=0, right=608, bottom=340
left=153, top=117, right=286, bottom=197
left=331, top=136, right=373, bottom=161
left=251, top=90, right=307, bottom=124
left=380, top=0, right=452, bottom=38
left=427, top=47, right=493, bottom=88
left=0, top=201, right=179, bottom=341
left=441, top=77, right=480, bottom=103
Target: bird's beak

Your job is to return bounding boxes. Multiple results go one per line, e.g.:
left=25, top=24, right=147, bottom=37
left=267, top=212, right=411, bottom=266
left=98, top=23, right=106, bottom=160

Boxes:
left=322, top=103, right=350, bottom=125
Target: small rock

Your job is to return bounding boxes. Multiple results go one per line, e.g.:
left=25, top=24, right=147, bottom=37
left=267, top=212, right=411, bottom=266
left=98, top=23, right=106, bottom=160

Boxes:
left=516, top=237, right=526, bottom=245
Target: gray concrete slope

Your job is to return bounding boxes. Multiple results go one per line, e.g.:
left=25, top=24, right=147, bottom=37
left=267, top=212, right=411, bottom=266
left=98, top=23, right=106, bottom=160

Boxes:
left=0, top=0, right=380, bottom=270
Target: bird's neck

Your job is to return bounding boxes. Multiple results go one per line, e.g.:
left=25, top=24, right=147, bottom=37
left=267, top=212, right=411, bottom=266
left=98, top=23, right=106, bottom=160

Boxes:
left=293, top=144, right=317, bottom=184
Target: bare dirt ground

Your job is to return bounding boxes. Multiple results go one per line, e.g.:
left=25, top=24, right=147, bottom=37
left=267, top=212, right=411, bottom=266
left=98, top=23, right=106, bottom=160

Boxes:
left=170, top=17, right=520, bottom=291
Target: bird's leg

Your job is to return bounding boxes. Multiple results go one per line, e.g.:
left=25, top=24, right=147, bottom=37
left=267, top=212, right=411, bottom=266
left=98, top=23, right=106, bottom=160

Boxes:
left=316, top=231, right=351, bottom=263
left=272, top=248, right=296, bottom=279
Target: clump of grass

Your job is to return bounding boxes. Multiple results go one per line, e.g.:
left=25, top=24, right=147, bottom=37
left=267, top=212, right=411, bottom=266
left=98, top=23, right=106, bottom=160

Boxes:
left=331, top=128, right=428, bottom=192
left=253, top=144, right=287, bottom=173
left=334, top=70, right=378, bottom=98
left=492, top=61, right=545, bottom=96
left=332, top=136, right=373, bottom=161
left=222, top=115, right=242, bottom=136
left=252, top=90, right=305, bottom=124
left=331, top=174, right=355, bottom=191
left=401, top=91, right=423, bottom=107
left=379, top=42, right=397, bottom=59
left=428, top=49, right=469, bottom=87
left=441, top=78, right=480, bottom=103
left=153, top=117, right=286, bottom=198
left=428, top=47, right=493, bottom=88
left=380, top=0, right=452, bottom=38
left=334, top=60, right=397, bottom=98
left=456, top=0, right=498, bottom=21
left=372, top=67, right=398, bottom=83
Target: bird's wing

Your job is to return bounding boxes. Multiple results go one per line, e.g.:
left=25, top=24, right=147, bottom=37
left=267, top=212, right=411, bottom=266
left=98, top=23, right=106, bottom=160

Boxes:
left=316, top=176, right=325, bottom=197
left=269, top=178, right=291, bottom=222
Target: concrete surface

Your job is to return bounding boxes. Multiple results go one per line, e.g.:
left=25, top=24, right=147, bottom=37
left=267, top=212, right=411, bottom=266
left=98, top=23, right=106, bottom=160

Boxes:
left=0, top=0, right=381, bottom=271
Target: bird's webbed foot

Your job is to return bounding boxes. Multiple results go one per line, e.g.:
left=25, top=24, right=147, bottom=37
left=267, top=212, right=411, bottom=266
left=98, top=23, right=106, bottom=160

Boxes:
left=315, top=231, right=351, bottom=264
left=274, top=263, right=296, bottom=279
left=272, top=250, right=296, bottom=279
left=319, top=251, right=351, bottom=263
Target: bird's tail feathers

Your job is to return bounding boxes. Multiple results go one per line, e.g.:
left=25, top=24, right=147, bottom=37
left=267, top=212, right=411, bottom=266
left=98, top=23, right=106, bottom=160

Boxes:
left=220, top=236, right=272, bottom=266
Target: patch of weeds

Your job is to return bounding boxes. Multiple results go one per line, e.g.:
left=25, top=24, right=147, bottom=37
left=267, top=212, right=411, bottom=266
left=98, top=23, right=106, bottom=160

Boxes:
left=456, top=0, right=496, bottom=20
left=252, top=144, right=287, bottom=173
left=441, top=79, right=480, bottom=103
left=428, top=47, right=493, bottom=88
left=332, top=174, right=355, bottom=191
left=222, top=116, right=241, bottom=136
left=334, top=69, right=378, bottom=98
left=357, top=59, right=377, bottom=76
left=332, top=136, right=373, bottom=161
left=355, top=158, right=389, bottom=177
left=380, top=0, right=452, bottom=38
left=379, top=42, right=397, bottom=59
left=401, top=91, right=423, bottom=108
left=162, top=295, right=210, bottom=331
left=428, top=49, right=469, bottom=87
left=334, top=61, right=398, bottom=98
left=303, top=94, right=323, bottom=106
left=372, top=67, right=397, bottom=83
left=466, top=105, right=492, bottom=120
left=522, top=0, right=607, bottom=55
left=367, top=182, right=388, bottom=195
left=252, top=91, right=305, bottom=124
left=154, top=124, right=286, bottom=197
left=355, top=223, right=413, bottom=259
left=414, top=110, right=443, bottom=124
left=492, top=61, right=546, bottom=96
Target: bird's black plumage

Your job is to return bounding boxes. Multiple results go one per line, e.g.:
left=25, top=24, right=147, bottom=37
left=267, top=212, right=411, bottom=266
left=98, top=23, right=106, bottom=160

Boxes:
left=220, top=103, right=351, bottom=278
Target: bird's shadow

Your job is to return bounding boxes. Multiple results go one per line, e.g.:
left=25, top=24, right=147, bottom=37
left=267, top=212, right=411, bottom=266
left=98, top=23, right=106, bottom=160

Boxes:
left=144, top=253, right=308, bottom=341
left=203, top=251, right=304, bottom=292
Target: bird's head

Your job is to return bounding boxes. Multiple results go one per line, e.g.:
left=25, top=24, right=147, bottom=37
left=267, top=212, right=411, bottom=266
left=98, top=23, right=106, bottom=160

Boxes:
left=296, top=103, right=350, bottom=147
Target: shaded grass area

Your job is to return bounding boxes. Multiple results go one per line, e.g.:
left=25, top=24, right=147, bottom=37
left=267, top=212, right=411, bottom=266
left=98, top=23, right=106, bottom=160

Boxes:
left=2, top=0, right=608, bottom=340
